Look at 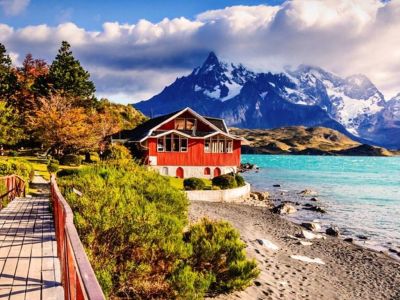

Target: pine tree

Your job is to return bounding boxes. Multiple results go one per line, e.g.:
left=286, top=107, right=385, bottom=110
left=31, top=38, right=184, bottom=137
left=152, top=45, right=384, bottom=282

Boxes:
left=48, top=41, right=96, bottom=107
left=0, top=43, right=17, bottom=102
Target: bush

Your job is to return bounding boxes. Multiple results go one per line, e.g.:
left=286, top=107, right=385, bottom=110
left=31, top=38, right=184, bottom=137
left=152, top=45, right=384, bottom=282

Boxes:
left=58, top=162, right=259, bottom=299
left=184, top=178, right=206, bottom=191
left=102, top=144, right=132, bottom=161
left=47, top=160, right=60, bottom=173
left=56, top=168, right=80, bottom=178
left=88, top=152, right=100, bottom=163
left=234, top=174, right=246, bottom=187
left=212, top=174, right=237, bottom=190
left=184, top=218, right=259, bottom=293
left=0, top=159, right=34, bottom=183
left=9, top=150, right=18, bottom=157
left=60, top=154, right=81, bottom=166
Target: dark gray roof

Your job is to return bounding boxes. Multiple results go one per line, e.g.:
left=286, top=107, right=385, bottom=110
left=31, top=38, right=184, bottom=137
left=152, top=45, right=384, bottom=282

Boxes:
left=204, top=117, right=228, bottom=133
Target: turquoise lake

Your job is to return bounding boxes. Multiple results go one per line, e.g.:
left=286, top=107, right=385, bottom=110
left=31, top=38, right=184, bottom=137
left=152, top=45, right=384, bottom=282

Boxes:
left=241, top=155, right=400, bottom=252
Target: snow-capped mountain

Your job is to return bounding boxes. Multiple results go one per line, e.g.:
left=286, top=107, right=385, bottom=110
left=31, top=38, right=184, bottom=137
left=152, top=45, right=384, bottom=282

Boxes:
left=134, top=52, right=400, bottom=149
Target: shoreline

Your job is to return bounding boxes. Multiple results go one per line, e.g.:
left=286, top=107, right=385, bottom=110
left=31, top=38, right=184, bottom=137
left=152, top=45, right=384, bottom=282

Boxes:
left=189, top=200, right=400, bottom=300
left=260, top=186, right=400, bottom=262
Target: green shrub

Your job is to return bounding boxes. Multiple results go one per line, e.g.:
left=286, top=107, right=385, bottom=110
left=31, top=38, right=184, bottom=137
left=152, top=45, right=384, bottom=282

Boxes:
left=234, top=174, right=246, bottom=187
left=47, top=160, right=60, bottom=173
left=184, top=218, right=259, bottom=293
left=9, top=150, right=18, bottom=157
left=58, top=162, right=259, bottom=299
left=212, top=174, right=237, bottom=190
left=60, top=154, right=81, bottom=166
left=56, top=168, right=80, bottom=178
left=0, top=159, right=34, bottom=184
left=88, top=152, right=100, bottom=163
left=184, top=178, right=206, bottom=191
left=102, top=144, right=132, bottom=161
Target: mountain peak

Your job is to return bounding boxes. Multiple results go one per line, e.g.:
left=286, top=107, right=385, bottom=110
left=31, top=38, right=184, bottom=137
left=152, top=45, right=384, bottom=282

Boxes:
left=203, top=51, right=219, bottom=66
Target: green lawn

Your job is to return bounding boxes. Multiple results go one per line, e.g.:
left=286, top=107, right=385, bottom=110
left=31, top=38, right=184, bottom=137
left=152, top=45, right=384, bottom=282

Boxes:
left=168, top=177, right=212, bottom=190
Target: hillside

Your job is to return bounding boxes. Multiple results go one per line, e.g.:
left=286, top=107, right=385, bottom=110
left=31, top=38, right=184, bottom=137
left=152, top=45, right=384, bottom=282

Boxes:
left=230, top=126, right=394, bottom=156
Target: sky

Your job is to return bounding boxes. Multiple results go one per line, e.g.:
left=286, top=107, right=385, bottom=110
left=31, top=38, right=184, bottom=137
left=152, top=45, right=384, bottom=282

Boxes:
left=1, top=0, right=399, bottom=104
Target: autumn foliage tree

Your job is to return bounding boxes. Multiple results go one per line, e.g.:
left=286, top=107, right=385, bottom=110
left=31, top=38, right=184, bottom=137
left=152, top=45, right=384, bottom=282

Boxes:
left=28, top=94, right=102, bottom=156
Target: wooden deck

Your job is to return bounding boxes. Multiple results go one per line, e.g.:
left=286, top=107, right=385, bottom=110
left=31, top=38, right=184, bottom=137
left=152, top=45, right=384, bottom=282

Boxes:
left=0, top=190, right=63, bottom=299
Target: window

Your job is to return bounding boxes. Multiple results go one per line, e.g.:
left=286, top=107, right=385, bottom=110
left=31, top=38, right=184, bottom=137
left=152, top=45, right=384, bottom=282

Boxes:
left=157, top=138, right=165, bottom=152
left=180, top=138, right=188, bottom=152
left=157, top=134, right=188, bottom=152
left=204, top=135, right=233, bottom=153
left=175, top=118, right=196, bottom=130
left=204, top=167, right=211, bottom=175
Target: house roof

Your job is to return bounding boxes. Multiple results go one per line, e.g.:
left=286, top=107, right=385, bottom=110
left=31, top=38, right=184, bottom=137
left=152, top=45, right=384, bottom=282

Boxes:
left=112, top=107, right=239, bottom=142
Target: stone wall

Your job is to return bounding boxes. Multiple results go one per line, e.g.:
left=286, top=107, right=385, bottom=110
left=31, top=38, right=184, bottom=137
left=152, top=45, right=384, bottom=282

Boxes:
left=186, top=183, right=251, bottom=202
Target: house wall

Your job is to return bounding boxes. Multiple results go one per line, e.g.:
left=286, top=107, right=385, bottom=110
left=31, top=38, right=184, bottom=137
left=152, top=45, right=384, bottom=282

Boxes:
left=151, top=165, right=237, bottom=179
left=147, top=138, right=241, bottom=167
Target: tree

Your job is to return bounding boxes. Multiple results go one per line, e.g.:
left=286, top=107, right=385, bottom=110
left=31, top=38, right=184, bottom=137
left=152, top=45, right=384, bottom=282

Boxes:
left=0, top=43, right=17, bottom=102
left=12, top=54, right=49, bottom=121
left=28, top=94, right=102, bottom=156
left=0, top=101, right=25, bottom=146
left=48, top=41, right=96, bottom=107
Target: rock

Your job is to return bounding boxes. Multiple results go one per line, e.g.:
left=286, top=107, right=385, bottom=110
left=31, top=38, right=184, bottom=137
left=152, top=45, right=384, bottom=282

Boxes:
left=343, top=238, right=354, bottom=243
left=272, top=203, right=297, bottom=215
left=301, top=222, right=321, bottom=232
left=290, top=255, right=325, bottom=265
left=298, top=230, right=325, bottom=240
left=310, top=197, right=318, bottom=202
left=249, top=193, right=260, bottom=201
left=303, top=205, right=327, bottom=213
left=298, top=189, right=318, bottom=196
left=298, top=241, right=313, bottom=246
left=252, top=191, right=269, bottom=200
left=388, top=248, right=400, bottom=255
left=273, top=184, right=281, bottom=187
left=325, top=226, right=340, bottom=237
left=357, top=235, right=368, bottom=240
left=257, top=239, right=280, bottom=251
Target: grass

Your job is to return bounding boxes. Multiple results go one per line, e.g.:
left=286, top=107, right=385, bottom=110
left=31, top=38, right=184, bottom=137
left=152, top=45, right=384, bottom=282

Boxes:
left=0, top=155, right=81, bottom=182
left=168, top=177, right=212, bottom=190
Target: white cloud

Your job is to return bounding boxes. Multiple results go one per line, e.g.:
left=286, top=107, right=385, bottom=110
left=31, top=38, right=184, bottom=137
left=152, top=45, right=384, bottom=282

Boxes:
left=0, top=0, right=29, bottom=16
left=0, top=0, right=399, bottom=103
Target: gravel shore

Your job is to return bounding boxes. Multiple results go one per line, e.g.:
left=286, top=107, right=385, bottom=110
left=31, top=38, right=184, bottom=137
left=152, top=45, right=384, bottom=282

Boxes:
left=189, top=201, right=400, bottom=300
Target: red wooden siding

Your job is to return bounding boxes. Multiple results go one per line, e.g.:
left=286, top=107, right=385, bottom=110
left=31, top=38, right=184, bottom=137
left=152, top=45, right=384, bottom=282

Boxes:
left=148, top=138, right=241, bottom=166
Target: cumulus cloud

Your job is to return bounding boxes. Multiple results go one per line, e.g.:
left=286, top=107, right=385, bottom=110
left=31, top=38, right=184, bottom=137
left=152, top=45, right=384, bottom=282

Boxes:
left=0, top=0, right=399, bottom=103
left=0, top=0, right=29, bottom=15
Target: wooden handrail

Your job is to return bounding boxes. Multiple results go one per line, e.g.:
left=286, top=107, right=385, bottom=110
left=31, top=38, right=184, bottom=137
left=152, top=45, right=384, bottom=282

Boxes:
left=50, top=175, right=105, bottom=300
left=0, top=175, right=26, bottom=208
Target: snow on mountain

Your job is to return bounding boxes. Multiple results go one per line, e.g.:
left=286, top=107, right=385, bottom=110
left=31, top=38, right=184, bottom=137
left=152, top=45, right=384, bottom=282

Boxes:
left=134, top=52, right=400, bottom=148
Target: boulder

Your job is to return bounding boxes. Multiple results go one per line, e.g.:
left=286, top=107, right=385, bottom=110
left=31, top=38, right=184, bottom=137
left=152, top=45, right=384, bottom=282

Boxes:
left=273, top=184, right=281, bottom=187
left=343, top=238, right=354, bottom=243
left=301, top=222, right=321, bottom=232
left=252, top=191, right=269, bottom=200
left=357, top=235, right=368, bottom=240
left=298, top=189, right=318, bottom=196
left=272, top=203, right=297, bottom=215
left=249, top=193, right=260, bottom=201
left=298, top=230, right=325, bottom=240
left=310, top=197, right=318, bottom=202
left=325, top=226, right=340, bottom=237
left=303, top=205, right=327, bottom=213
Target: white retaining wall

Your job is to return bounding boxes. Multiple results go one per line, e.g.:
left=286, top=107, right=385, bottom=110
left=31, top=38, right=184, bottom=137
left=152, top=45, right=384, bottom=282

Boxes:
left=152, top=165, right=237, bottom=179
left=186, top=182, right=251, bottom=202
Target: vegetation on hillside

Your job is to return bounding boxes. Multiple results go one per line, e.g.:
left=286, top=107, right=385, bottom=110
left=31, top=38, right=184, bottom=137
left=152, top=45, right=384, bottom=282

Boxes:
left=231, top=126, right=394, bottom=156
left=58, top=160, right=259, bottom=299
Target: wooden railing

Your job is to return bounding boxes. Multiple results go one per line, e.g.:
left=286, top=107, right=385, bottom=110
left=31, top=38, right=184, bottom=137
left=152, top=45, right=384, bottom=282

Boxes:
left=0, top=175, right=26, bottom=208
left=50, top=175, right=105, bottom=300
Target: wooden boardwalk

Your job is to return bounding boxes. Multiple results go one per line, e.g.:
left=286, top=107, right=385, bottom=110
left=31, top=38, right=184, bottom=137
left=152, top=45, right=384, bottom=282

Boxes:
left=0, top=177, right=63, bottom=299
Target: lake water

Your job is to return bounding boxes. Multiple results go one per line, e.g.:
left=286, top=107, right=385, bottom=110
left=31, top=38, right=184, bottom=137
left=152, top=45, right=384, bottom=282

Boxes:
left=242, top=154, right=400, bottom=255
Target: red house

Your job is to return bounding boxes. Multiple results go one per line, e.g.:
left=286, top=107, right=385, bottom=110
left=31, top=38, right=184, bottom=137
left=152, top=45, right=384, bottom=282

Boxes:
left=113, top=108, right=243, bottom=179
